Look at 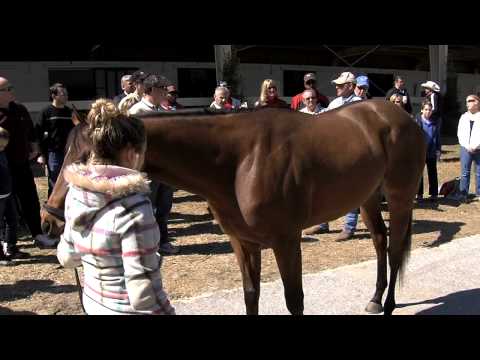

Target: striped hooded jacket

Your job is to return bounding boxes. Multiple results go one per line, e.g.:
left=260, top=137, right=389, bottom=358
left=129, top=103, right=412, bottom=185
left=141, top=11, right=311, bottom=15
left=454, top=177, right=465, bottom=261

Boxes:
left=57, top=163, right=175, bottom=315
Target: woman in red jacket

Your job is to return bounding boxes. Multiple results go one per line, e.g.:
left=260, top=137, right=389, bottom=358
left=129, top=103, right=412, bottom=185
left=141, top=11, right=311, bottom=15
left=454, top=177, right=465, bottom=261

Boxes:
left=254, top=79, right=289, bottom=109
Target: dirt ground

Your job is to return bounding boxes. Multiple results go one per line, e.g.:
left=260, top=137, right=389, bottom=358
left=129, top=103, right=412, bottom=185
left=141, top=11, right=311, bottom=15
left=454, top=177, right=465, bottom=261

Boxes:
left=1, top=139, right=479, bottom=315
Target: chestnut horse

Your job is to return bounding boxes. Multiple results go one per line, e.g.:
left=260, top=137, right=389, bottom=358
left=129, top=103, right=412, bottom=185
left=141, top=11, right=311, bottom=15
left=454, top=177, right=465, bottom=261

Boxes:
left=41, top=100, right=426, bottom=315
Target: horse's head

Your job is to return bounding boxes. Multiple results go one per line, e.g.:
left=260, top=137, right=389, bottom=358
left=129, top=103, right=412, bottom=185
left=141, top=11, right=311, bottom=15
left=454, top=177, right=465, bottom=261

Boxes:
left=40, top=120, right=91, bottom=238
left=40, top=202, right=65, bottom=237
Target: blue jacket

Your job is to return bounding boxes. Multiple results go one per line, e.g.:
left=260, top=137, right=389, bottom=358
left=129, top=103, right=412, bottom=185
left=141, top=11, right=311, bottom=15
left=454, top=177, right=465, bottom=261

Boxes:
left=416, top=114, right=441, bottom=159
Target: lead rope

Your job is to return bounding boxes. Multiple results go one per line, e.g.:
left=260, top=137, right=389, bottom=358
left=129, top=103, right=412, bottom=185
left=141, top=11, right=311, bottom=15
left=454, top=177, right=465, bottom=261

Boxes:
left=74, top=268, right=86, bottom=314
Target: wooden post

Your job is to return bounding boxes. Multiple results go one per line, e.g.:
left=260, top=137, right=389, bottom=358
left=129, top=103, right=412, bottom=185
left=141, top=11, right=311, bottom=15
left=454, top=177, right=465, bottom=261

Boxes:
left=214, top=45, right=232, bottom=84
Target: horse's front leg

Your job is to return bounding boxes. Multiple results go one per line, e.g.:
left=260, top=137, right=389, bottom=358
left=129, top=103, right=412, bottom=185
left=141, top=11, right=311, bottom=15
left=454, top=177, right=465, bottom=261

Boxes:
left=272, top=234, right=304, bottom=315
left=229, top=236, right=262, bottom=315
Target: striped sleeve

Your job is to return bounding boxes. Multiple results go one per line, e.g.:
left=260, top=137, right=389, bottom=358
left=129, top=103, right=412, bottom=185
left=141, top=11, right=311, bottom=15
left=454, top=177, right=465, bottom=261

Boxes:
left=57, top=232, right=82, bottom=268
left=117, top=199, right=175, bottom=315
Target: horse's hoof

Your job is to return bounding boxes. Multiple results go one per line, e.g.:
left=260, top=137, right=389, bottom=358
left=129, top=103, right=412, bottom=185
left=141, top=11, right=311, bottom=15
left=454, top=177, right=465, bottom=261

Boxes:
left=365, top=301, right=383, bottom=314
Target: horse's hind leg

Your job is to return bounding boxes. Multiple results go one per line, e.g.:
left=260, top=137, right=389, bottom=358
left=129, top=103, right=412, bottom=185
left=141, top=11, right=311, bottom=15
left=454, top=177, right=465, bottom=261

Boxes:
left=272, top=234, right=304, bottom=315
left=360, top=189, right=388, bottom=314
left=383, top=202, right=413, bottom=316
left=229, top=236, right=262, bottom=315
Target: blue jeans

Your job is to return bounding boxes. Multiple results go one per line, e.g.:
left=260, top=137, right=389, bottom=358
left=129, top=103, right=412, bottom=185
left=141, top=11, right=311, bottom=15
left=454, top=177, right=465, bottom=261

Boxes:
left=460, top=146, right=480, bottom=196
left=0, top=195, right=19, bottom=250
left=344, top=208, right=359, bottom=233
left=320, top=208, right=359, bottom=233
left=47, top=151, right=65, bottom=197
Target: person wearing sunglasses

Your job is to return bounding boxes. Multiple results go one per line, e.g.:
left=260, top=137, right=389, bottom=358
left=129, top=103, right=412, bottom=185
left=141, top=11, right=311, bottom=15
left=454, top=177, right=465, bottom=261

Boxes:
left=457, top=95, right=480, bottom=202
left=0, top=77, right=49, bottom=254
left=291, top=73, right=330, bottom=111
left=299, top=89, right=324, bottom=115
left=354, top=75, right=370, bottom=100
left=303, top=72, right=363, bottom=240
left=129, top=74, right=180, bottom=256
left=162, top=84, right=184, bottom=111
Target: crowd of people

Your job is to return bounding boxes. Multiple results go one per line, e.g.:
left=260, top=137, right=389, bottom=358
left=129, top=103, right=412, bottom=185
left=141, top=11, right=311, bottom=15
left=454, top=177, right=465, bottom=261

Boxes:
left=1, top=68, right=480, bottom=314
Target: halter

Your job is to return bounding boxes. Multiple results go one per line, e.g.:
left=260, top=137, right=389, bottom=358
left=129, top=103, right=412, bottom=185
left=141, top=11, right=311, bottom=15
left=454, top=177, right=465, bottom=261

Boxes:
left=42, top=203, right=65, bottom=222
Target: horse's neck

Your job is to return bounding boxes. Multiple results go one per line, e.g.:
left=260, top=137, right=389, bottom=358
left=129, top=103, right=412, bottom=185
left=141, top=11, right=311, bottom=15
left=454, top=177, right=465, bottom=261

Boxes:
left=143, top=116, right=237, bottom=197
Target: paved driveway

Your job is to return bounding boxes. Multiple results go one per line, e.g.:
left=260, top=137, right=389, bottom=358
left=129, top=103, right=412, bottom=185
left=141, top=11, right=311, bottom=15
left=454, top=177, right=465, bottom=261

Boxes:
left=173, top=235, right=480, bottom=315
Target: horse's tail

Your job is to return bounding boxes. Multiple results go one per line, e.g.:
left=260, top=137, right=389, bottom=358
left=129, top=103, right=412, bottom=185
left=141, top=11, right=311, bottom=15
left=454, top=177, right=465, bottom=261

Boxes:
left=398, top=212, right=412, bottom=286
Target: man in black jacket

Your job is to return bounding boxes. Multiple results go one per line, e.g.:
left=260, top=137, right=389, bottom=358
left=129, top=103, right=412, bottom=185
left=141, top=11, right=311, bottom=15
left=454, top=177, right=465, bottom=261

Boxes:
left=0, top=77, right=53, bottom=253
left=385, top=75, right=413, bottom=114
left=36, top=83, right=75, bottom=197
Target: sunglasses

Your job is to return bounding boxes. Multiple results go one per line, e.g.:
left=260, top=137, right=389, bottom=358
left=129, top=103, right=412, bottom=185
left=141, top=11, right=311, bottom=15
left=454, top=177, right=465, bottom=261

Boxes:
left=467, top=99, right=477, bottom=103
left=0, top=85, right=14, bottom=92
left=168, top=91, right=178, bottom=96
left=268, top=86, right=277, bottom=90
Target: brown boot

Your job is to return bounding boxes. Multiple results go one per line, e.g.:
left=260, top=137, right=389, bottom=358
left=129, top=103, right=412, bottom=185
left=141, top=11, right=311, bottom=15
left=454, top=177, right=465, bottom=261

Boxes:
left=303, top=224, right=329, bottom=236
left=336, top=230, right=354, bottom=242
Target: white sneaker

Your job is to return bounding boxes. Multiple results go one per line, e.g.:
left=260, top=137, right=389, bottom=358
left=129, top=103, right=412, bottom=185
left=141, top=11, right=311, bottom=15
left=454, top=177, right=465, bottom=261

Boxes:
left=34, top=234, right=58, bottom=249
left=159, top=242, right=180, bottom=255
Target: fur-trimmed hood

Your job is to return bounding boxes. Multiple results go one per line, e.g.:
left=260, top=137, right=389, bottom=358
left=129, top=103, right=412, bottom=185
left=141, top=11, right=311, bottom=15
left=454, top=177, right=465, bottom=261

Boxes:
left=63, top=163, right=152, bottom=233
left=64, top=163, right=151, bottom=198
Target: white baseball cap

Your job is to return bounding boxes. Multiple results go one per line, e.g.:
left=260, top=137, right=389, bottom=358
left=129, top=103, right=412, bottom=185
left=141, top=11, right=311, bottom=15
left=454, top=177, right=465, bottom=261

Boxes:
left=332, top=72, right=356, bottom=85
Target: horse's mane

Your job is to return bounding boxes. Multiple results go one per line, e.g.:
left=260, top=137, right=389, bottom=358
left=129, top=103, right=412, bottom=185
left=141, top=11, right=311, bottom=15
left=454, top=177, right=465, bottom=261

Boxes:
left=65, top=121, right=90, bottom=163
left=135, top=107, right=291, bottom=119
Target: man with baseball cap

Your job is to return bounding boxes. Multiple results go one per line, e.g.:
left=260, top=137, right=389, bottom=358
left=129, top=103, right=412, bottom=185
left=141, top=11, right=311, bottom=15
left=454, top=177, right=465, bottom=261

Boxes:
left=303, top=71, right=363, bottom=239
left=354, top=75, right=370, bottom=100
left=290, top=73, right=330, bottom=111
left=325, top=72, right=362, bottom=111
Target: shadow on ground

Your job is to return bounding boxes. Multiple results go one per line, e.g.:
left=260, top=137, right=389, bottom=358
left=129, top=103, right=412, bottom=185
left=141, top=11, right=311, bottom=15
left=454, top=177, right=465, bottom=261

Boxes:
left=0, top=306, right=37, bottom=315
left=0, top=279, right=77, bottom=302
left=412, top=219, right=465, bottom=247
left=397, top=288, right=480, bottom=315
left=169, top=211, right=213, bottom=224
left=172, top=222, right=224, bottom=237
left=13, top=254, right=61, bottom=266
left=172, top=194, right=205, bottom=204
left=173, top=241, right=233, bottom=256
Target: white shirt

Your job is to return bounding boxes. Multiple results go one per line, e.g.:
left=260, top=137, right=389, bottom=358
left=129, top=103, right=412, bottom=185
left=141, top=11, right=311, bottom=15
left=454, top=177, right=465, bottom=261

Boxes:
left=326, top=93, right=363, bottom=111
left=299, top=105, right=324, bottom=115
left=118, top=92, right=141, bottom=112
left=129, top=98, right=164, bottom=116
left=457, top=111, right=480, bottom=151
left=210, top=101, right=226, bottom=110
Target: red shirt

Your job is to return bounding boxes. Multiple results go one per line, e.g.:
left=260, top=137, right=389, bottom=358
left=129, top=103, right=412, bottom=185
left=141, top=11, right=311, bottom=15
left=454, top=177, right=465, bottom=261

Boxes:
left=290, top=88, right=330, bottom=110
